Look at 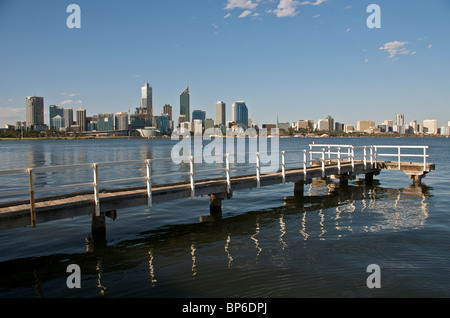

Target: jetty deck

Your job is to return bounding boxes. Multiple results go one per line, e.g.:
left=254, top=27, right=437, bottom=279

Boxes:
left=0, top=144, right=435, bottom=232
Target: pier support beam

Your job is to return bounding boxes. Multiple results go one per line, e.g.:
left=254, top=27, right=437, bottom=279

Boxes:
left=409, top=174, right=424, bottom=185
left=294, top=181, right=304, bottom=198
left=91, top=212, right=106, bottom=234
left=206, top=192, right=231, bottom=221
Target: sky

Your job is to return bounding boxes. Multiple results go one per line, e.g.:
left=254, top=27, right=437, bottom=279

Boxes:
left=1, top=0, right=449, bottom=128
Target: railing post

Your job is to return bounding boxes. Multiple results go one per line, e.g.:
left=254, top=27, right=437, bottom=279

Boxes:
left=190, top=156, right=195, bottom=199
left=398, top=146, right=401, bottom=170
left=93, top=163, right=100, bottom=216
left=226, top=153, right=231, bottom=194
left=364, top=146, right=367, bottom=169
left=370, top=146, right=374, bottom=169
left=321, top=148, right=325, bottom=178
left=374, top=146, right=378, bottom=168
left=337, top=147, right=341, bottom=174
left=28, top=168, right=36, bottom=228
left=351, top=146, right=355, bottom=173
left=281, top=151, right=286, bottom=184
left=303, top=150, right=307, bottom=182
left=146, top=159, right=152, bottom=208
left=424, top=147, right=427, bottom=171
left=256, top=152, right=261, bottom=188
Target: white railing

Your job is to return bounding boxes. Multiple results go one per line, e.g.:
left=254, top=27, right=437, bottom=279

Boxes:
left=0, top=144, right=430, bottom=227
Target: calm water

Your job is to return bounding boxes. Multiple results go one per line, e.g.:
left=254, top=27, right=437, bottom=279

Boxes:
left=0, top=137, right=449, bottom=298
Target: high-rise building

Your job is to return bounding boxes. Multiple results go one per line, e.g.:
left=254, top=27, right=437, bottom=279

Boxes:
left=158, top=113, right=170, bottom=135
left=396, top=113, right=405, bottom=127
left=162, top=104, right=172, bottom=121
left=423, top=119, right=438, bottom=135
left=26, top=96, right=44, bottom=129
left=115, top=112, right=129, bottom=131
left=51, top=115, right=64, bottom=131
left=326, top=115, right=334, bottom=132
left=180, top=86, right=190, bottom=122
left=49, top=105, right=64, bottom=130
left=232, top=101, right=248, bottom=127
left=192, top=110, right=206, bottom=125
left=98, top=113, right=114, bottom=131
left=357, top=120, right=375, bottom=132
left=215, top=101, right=226, bottom=126
left=317, top=119, right=329, bottom=131
left=64, top=108, right=73, bottom=129
left=141, top=82, right=153, bottom=115
left=76, top=108, right=87, bottom=132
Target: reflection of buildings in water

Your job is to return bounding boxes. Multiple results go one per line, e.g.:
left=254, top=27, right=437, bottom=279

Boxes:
left=225, top=233, right=233, bottom=268
left=279, top=214, right=288, bottom=249
left=191, top=243, right=197, bottom=278
left=148, top=250, right=157, bottom=286
left=96, top=257, right=107, bottom=296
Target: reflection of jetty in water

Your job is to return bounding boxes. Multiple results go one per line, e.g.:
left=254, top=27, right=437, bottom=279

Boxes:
left=0, top=180, right=431, bottom=297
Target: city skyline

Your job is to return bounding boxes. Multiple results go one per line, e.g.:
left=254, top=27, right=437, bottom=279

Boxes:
left=1, top=1, right=449, bottom=128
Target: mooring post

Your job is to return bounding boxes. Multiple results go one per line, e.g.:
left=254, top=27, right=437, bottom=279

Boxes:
left=208, top=193, right=226, bottom=221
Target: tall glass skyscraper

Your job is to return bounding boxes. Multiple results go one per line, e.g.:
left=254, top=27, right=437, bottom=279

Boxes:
left=232, top=101, right=248, bottom=127
left=180, top=86, right=190, bottom=122
left=141, top=82, right=152, bottom=115
left=49, top=105, right=64, bottom=130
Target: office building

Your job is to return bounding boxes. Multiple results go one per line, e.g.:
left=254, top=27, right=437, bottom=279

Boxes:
left=49, top=105, right=64, bottom=130
left=141, top=82, right=153, bottom=115
left=115, top=112, right=129, bottom=131
left=232, top=101, right=248, bottom=127
left=317, top=119, right=329, bottom=131
left=97, top=113, right=114, bottom=131
left=51, top=115, right=64, bottom=131
left=192, top=110, right=206, bottom=125
left=76, top=108, right=87, bottom=132
left=215, top=101, right=226, bottom=126
left=162, top=104, right=172, bottom=121
left=357, top=120, right=375, bottom=132
left=26, top=96, right=44, bottom=129
left=180, top=86, right=190, bottom=122
left=64, top=108, right=73, bottom=129
left=326, top=115, right=334, bottom=132
left=423, top=119, right=438, bottom=135
left=158, top=114, right=170, bottom=135
left=193, top=119, right=203, bottom=136
left=204, top=118, right=214, bottom=131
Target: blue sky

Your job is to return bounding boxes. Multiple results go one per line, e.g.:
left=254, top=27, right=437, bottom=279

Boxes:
left=1, top=0, right=449, bottom=128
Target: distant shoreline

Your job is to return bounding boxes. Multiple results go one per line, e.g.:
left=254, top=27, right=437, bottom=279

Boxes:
left=0, top=135, right=446, bottom=141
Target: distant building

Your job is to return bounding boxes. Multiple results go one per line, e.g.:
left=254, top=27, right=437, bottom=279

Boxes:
left=49, top=105, right=64, bottom=130
left=97, top=113, right=114, bottom=131
left=115, top=112, right=129, bottom=131
left=51, top=115, right=64, bottom=131
left=162, top=104, right=172, bottom=121
left=232, top=101, right=248, bottom=127
left=344, top=125, right=354, bottom=133
left=326, top=115, right=334, bottom=132
left=317, top=119, right=328, bottom=131
left=356, top=120, right=375, bottom=132
left=215, top=101, right=226, bottom=126
left=423, top=119, right=438, bottom=135
left=204, top=118, right=214, bottom=130
left=178, top=114, right=186, bottom=127
left=64, top=108, right=73, bottom=129
left=335, top=122, right=344, bottom=131
left=26, top=96, right=44, bottom=129
left=141, top=82, right=153, bottom=116
left=158, top=113, right=170, bottom=135
left=180, top=86, right=190, bottom=122
left=192, top=110, right=206, bottom=125
left=76, top=108, right=87, bottom=132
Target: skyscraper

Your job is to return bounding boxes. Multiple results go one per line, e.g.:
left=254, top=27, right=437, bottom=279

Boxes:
left=180, top=86, right=190, bottom=122
left=64, top=108, right=73, bottom=129
left=76, top=108, right=87, bottom=132
left=162, top=104, right=172, bottom=121
left=232, top=101, right=248, bottom=127
left=215, top=101, right=226, bottom=126
left=141, top=82, right=153, bottom=116
left=115, top=112, right=129, bottom=131
left=49, top=105, right=64, bottom=130
left=192, top=110, right=206, bottom=125
left=26, top=96, right=44, bottom=128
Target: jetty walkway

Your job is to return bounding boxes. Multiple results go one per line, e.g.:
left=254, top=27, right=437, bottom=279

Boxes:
left=0, top=144, right=435, bottom=233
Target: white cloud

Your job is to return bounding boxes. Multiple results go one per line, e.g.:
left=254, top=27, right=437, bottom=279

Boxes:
left=224, top=12, right=232, bottom=18
left=312, top=14, right=320, bottom=18
left=0, top=106, right=24, bottom=126
left=239, top=9, right=252, bottom=18
left=274, top=0, right=299, bottom=17
left=300, top=0, right=327, bottom=5
left=225, top=0, right=258, bottom=10
left=61, top=99, right=83, bottom=105
left=344, top=5, right=352, bottom=9
left=379, top=41, right=410, bottom=59
left=428, top=44, right=432, bottom=49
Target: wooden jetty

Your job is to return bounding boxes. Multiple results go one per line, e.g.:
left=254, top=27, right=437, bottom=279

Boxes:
left=0, top=144, right=435, bottom=233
